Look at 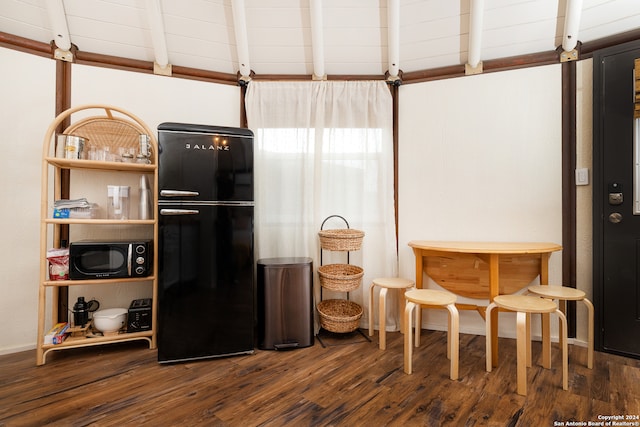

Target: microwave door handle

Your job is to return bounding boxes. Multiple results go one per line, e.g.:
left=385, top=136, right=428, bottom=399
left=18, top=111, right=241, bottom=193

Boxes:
left=127, top=244, right=133, bottom=277
left=160, top=209, right=200, bottom=216
left=160, top=190, right=199, bottom=197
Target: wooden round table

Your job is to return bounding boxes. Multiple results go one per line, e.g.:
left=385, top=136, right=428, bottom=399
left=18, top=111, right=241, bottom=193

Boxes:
left=408, top=240, right=562, bottom=367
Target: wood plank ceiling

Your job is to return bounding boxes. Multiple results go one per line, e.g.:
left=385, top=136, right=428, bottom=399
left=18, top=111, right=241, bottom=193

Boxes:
left=1, top=0, right=639, bottom=82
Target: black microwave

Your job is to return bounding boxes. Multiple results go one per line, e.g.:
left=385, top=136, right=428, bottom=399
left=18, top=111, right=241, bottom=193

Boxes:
left=69, top=240, right=152, bottom=280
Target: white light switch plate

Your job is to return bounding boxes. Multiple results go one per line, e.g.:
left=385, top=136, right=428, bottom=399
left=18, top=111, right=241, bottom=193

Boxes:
left=575, top=168, right=589, bottom=186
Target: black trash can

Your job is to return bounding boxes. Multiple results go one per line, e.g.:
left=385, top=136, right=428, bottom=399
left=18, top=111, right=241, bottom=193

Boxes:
left=257, top=257, right=314, bottom=350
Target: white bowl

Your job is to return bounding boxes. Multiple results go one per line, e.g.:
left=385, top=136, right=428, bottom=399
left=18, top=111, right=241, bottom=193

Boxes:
left=93, top=308, right=127, bottom=333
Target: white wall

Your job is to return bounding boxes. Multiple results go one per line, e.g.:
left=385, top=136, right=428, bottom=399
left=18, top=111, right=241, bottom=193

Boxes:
left=0, top=48, right=241, bottom=354
left=398, top=65, right=565, bottom=338
left=0, top=47, right=55, bottom=354
left=71, top=64, right=240, bottom=131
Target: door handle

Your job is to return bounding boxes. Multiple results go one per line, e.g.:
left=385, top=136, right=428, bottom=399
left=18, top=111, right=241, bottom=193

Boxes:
left=160, top=209, right=199, bottom=216
left=160, top=190, right=199, bottom=197
left=608, top=212, right=623, bottom=223
left=608, top=192, right=623, bottom=205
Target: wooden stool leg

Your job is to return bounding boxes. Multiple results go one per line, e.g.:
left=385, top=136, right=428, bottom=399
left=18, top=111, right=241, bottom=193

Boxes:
left=446, top=303, right=459, bottom=380
left=556, top=309, right=569, bottom=390
left=490, top=304, right=499, bottom=368
left=379, top=287, right=388, bottom=350
left=559, top=299, right=567, bottom=357
left=415, top=304, right=422, bottom=347
left=584, top=297, right=594, bottom=369
left=526, top=312, right=532, bottom=368
left=404, top=301, right=415, bottom=374
left=398, top=288, right=406, bottom=334
left=368, top=284, right=375, bottom=337
left=542, top=312, right=551, bottom=369
left=446, top=307, right=451, bottom=360
left=516, top=311, right=528, bottom=396
left=485, top=303, right=496, bottom=372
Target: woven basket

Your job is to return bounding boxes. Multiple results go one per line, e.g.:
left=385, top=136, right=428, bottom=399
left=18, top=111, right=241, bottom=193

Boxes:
left=318, top=264, right=363, bottom=292
left=317, top=299, right=363, bottom=333
left=318, top=228, right=364, bottom=251
left=64, top=116, right=154, bottom=163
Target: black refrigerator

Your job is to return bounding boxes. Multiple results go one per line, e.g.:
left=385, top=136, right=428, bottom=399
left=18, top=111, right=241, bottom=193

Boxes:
left=157, top=122, right=255, bottom=363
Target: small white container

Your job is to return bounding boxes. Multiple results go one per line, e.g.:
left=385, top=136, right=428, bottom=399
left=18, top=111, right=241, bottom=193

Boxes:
left=93, top=308, right=127, bottom=333
left=107, top=185, right=130, bottom=220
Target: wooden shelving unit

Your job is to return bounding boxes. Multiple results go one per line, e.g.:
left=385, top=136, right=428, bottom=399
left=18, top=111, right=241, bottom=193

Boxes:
left=36, top=104, right=159, bottom=365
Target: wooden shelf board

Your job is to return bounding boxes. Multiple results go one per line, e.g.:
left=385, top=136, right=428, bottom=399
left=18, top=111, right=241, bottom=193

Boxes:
left=42, top=331, right=154, bottom=352
left=44, top=218, right=155, bottom=225
left=45, top=157, right=155, bottom=172
left=44, top=276, right=155, bottom=287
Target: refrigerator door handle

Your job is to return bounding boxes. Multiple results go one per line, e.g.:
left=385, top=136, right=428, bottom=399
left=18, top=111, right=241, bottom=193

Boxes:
left=160, top=190, right=200, bottom=197
left=160, top=208, right=200, bottom=216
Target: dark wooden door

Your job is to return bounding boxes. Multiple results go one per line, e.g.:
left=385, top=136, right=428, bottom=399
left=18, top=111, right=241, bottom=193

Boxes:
left=593, top=40, right=640, bottom=359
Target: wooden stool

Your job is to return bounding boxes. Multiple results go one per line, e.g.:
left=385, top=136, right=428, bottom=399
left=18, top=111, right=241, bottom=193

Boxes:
left=486, top=295, right=568, bottom=396
left=528, top=285, right=594, bottom=369
left=368, top=277, right=415, bottom=350
left=403, top=289, right=459, bottom=380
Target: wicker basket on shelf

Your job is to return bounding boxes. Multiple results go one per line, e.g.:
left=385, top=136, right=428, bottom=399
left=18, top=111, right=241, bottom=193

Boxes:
left=318, top=264, right=364, bottom=292
left=317, top=299, right=363, bottom=333
left=318, top=228, right=364, bottom=251
left=64, top=117, right=152, bottom=161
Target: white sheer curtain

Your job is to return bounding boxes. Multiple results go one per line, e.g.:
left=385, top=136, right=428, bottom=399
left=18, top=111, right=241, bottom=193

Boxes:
left=245, top=80, right=399, bottom=331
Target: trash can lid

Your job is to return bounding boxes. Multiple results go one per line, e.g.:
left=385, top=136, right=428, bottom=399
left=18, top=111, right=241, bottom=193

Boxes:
left=257, top=257, right=313, bottom=266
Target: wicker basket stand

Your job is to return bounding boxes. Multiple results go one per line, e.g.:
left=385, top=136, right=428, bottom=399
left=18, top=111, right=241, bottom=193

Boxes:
left=316, top=215, right=365, bottom=334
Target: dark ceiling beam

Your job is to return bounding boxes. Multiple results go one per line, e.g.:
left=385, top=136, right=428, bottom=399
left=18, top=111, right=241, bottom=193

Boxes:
left=170, top=66, right=238, bottom=85
left=2, top=28, right=640, bottom=86
left=580, top=27, right=640, bottom=57
left=401, top=65, right=466, bottom=84
left=0, top=32, right=238, bottom=85
left=74, top=50, right=154, bottom=73
left=74, top=49, right=238, bottom=85
left=252, top=73, right=386, bottom=82
left=0, top=31, right=51, bottom=58
left=402, top=50, right=559, bottom=84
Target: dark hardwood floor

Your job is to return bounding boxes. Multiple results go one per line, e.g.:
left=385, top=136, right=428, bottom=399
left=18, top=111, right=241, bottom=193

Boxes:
left=1, top=329, right=639, bottom=426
